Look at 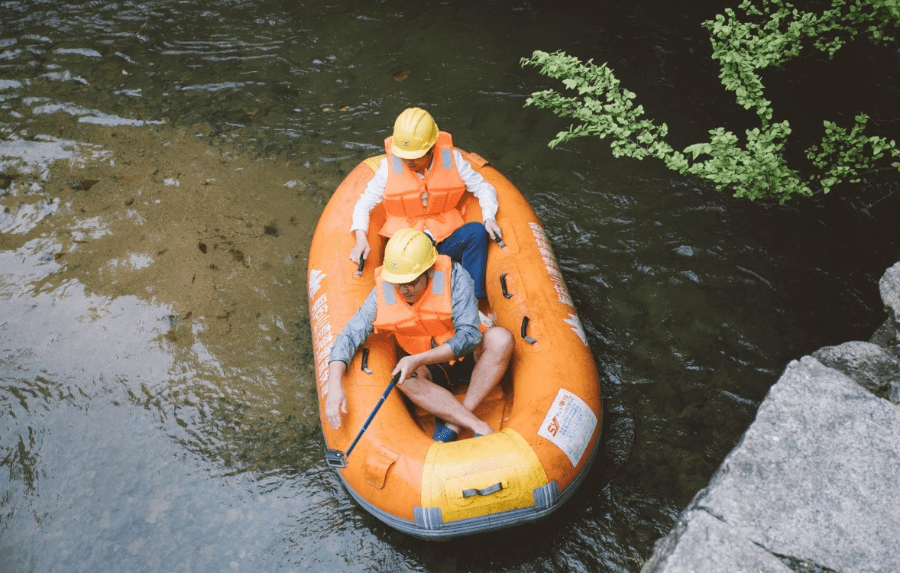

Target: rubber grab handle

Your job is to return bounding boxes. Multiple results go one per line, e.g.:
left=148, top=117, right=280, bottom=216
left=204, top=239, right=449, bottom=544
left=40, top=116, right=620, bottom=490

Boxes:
left=361, top=347, right=373, bottom=374
left=521, top=316, right=537, bottom=344
left=462, top=482, right=504, bottom=498
left=500, top=273, right=513, bottom=299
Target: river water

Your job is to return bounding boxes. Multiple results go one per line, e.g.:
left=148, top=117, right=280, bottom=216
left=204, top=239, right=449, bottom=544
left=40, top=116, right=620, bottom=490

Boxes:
left=1, top=1, right=898, bottom=571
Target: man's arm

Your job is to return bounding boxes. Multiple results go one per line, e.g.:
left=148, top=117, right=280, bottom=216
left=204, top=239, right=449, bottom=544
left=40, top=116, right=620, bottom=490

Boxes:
left=445, top=262, right=482, bottom=357
left=328, top=289, right=377, bottom=366
left=454, top=149, right=502, bottom=238
left=350, top=158, right=389, bottom=234
left=325, top=289, right=377, bottom=429
left=325, top=360, right=348, bottom=429
left=349, top=158, right=389, bottom=264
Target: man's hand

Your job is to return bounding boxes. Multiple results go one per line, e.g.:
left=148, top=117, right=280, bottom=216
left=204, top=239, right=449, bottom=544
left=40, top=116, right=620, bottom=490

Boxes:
left=325, top=362, right=348, bottom=429
left=349, top=230, right=370, bottom=270
left=391, top=354, right=424, bottom=385
left=392, top=345, right=454, bottom=384
left=484, top=218, right=502, bottom=242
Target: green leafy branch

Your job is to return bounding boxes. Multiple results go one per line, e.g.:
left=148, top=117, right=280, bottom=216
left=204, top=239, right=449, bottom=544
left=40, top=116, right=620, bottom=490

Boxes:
left=807, top=113, right=900, bottom=190
left=522, top=0, right=900, bottom=203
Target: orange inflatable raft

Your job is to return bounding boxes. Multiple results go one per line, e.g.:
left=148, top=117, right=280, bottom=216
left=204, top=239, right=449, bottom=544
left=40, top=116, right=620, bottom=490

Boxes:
left=307, top=151, right=602, bottom=539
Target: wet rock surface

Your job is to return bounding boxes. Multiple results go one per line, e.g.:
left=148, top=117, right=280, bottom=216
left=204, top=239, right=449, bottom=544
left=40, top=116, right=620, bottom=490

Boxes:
left=642, top=263, right=900, bottom=573
left=880, top=262, right=900, bottom=352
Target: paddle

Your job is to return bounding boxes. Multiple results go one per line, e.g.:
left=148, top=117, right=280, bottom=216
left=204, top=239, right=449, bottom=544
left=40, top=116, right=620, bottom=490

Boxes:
left=324, top=372, right=402, bottom=468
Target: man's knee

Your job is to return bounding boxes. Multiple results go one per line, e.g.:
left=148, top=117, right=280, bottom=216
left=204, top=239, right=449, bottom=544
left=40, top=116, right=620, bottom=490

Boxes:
left=451, top=221, right=487, bottom=249
left=483, top=326, right=513, bottom=357
left=467, top=222, right=489, bottom=247
left=396, top=366, right=433, bottom=398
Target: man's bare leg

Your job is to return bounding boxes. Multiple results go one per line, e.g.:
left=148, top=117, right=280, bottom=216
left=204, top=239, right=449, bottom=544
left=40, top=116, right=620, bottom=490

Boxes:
left=397, top=367, right=494, bottom=436
left=436, top=326, right=513, bottom=437
left=462, top=326, right=513, bottom=414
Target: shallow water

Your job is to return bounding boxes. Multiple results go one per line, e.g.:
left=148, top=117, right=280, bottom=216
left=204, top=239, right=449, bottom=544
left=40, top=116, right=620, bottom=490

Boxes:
left=2, top=1, right=899, bottom=571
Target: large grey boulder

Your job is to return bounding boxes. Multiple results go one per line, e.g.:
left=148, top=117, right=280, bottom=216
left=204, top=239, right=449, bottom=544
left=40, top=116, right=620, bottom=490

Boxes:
left=642, top=356, right=900, bottom=573
left=880, top=262, right=900, bottom=342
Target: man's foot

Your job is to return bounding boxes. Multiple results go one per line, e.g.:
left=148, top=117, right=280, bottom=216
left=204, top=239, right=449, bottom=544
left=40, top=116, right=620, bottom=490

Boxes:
left=471, top=420, right=495, bottom=437
left=433, top=421, right=458, bottom=443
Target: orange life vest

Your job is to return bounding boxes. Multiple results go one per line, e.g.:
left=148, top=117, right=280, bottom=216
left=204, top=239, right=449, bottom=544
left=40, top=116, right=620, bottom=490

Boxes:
left=373, top=255, right=455, bottom=355
left=380, top=131, right=467, bottom=243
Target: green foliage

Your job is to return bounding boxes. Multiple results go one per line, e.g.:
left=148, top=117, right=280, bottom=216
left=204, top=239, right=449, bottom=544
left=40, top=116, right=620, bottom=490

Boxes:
left=522, top=0, right=900, bottom=202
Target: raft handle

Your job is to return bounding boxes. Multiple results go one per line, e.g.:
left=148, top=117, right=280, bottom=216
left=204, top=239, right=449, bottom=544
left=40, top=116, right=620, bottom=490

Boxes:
left=356, top=257, right=365, bottom=276
left=462, top=482, right=504, bottom=498
left=499, top=274, right=513, bottom=299
left=492, top=232, right=507, bottom=249
left=361, top=348, right=373, bottom=374
left=521, top=316, right=537, bottom=344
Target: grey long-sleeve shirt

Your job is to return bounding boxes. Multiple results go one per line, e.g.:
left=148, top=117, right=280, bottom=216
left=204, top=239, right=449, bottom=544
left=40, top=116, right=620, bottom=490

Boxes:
left=328, top=262, right=481, bottom=366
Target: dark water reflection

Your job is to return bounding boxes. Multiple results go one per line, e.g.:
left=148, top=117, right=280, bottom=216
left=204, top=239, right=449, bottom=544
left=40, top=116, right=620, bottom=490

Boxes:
left=2, top=0, right=899, bottom=571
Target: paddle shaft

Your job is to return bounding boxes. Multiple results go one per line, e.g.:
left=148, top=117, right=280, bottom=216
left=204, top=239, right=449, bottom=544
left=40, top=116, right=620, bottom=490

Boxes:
left=343, top=372, right=401, bottom=459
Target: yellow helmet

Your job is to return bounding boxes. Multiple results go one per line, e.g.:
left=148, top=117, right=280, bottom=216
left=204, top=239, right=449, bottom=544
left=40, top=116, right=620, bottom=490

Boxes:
left=390, top=107, right=439, bottom=159
left=381, top=228, right=438, bottom=283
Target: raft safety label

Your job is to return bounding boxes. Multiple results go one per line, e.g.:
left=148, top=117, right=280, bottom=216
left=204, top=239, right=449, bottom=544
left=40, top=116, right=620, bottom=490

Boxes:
left=528, top=222, right=574, bottom=309
left=538, top=389, right=597, bottom=467
left=308, top=268, right=334, bottom=394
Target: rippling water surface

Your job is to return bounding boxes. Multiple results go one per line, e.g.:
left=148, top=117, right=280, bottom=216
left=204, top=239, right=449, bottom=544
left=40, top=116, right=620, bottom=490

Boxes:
left=2, top=1, right=898, bottom=571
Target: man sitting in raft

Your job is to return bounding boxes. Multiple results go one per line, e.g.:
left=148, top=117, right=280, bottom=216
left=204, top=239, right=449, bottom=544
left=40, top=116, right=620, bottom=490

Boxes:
left=327, top=228, right=513, bottom=443
left=349, top=107, right=502, bottom=300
